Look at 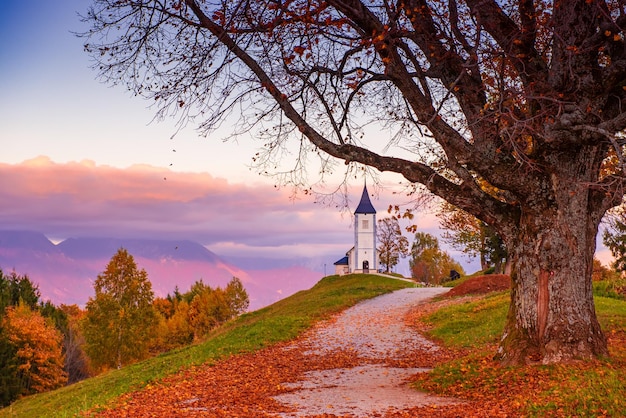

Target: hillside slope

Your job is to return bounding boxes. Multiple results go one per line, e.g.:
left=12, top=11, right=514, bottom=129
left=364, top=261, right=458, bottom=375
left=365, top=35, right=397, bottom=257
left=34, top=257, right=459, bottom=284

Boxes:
left=0, top=274, right=412, bottom=417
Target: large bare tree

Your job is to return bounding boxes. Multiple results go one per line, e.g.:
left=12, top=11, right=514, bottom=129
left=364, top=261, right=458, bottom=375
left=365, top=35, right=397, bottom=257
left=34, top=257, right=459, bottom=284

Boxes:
left=82, top=0, right=626, bottom=364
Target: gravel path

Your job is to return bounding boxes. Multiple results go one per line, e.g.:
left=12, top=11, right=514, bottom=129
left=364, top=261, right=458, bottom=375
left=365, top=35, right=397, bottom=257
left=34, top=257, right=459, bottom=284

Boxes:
left=273, top=287, right=462, bottom=417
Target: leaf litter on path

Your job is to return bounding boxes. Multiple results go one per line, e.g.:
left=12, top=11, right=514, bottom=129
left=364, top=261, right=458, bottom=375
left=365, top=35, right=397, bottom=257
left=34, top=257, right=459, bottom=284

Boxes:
left=92, top=287, right=470, bottom=417
left=272, top=287, right=463, bottom=417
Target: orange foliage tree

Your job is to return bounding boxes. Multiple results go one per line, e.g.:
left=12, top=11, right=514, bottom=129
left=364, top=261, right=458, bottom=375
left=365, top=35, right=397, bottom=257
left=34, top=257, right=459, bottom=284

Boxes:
left=182, top=277, right=249, bottom=341
left=2, top=303, right=67, bottom=395
left=409, top=232, right=464, bottom=284
left=151, top=277, right=250, bottom=350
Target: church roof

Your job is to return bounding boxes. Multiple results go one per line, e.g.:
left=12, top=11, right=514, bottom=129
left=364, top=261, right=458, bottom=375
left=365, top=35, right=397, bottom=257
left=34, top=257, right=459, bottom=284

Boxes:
left=354, top=185, right=376, bottom=214
left=333, top=256, right=349, bottom=265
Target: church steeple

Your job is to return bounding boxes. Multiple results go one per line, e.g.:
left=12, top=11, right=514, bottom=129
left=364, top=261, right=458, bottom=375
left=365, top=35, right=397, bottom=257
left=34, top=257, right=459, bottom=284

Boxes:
left=352, top=184, right=377, bottom=273
left=333, top=184, right=379, bottom=275
left=354, top=184, right=376, bottom=214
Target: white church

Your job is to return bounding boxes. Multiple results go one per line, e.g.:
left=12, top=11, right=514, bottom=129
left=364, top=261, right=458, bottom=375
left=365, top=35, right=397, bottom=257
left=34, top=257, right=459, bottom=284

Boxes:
left=333, top=185, right=379, bottom=275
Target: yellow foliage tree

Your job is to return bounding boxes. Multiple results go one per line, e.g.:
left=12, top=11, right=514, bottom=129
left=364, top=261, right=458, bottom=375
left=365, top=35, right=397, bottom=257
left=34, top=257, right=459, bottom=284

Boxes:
left=409, top=232, right=465, bottom=285
left=82, top=248, right=158, bottom=371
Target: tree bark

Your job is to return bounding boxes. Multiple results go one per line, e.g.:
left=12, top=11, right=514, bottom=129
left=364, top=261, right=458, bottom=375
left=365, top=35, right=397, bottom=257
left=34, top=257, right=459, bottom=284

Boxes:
left=495, top=163, right=609, bottom=364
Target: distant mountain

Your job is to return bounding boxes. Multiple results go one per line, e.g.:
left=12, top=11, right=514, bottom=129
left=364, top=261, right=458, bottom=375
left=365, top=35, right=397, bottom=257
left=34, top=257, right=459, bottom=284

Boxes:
left=0, top=231, right=322, bottom=310
left=0, top=230, right=60, bottom=253
left=58, top=237, right=221, bottom=262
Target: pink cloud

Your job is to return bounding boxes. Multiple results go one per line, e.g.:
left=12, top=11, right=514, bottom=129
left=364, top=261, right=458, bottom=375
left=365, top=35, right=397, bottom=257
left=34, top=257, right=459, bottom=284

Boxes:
left=0, top=157, right=451, bottom=265
left=0, top=157, right=353, bottom=256
left=0, top=157, right=614, bottom=277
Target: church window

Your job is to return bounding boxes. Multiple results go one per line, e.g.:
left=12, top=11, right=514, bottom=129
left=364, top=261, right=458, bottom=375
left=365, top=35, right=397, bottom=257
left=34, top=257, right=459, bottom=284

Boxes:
left=362, top=219, right=369, bottom=229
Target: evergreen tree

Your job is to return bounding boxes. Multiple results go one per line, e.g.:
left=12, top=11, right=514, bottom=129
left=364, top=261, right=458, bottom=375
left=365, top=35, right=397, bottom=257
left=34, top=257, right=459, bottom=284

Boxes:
left=0, top=331, right=19, bottom=406
left=0, top=270, right=40, bottom=313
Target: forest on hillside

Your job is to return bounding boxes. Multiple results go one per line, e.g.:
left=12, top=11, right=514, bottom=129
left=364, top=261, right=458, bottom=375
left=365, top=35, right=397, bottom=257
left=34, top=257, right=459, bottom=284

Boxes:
left=0, top=248, right=249, bottom=407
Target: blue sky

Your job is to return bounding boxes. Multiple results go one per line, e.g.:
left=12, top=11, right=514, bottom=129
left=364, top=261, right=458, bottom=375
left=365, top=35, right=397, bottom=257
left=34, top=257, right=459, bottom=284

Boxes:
left=0, top=0, right=256, bottom=179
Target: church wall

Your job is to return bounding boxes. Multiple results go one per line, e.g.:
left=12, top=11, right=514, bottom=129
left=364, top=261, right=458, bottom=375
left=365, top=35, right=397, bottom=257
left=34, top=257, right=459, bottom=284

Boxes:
left=353, top=212, right=377, bottom=272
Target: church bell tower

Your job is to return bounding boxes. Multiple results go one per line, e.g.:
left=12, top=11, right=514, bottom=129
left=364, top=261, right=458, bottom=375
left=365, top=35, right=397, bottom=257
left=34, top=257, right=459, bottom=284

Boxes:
left=353, top=184, right=377, bottom=273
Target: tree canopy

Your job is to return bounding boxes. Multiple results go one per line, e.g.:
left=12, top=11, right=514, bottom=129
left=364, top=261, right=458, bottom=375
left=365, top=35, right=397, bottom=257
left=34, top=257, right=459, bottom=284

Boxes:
left=82, top=248, right=158, bottom=371
left=438, top=202, right=507, bottom=273
left=82, top=0, right=626, bottom=364
left=2, top=304, right=67, bottom=396
left=409, top=232, right=464, bottom=284
left=377, top=217, right=409, bottom=273
left=0, top=269, right=40, bottom=313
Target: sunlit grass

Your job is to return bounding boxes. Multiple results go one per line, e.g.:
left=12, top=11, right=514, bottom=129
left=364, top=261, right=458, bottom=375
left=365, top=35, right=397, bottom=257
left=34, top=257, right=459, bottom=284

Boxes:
left=424, top=291, right=509, bottom=348
left=0, top=274, right=411, bottom=418
left=414, top=292, right=626, bottom=417
left=593, top=278, right=626, bottom=301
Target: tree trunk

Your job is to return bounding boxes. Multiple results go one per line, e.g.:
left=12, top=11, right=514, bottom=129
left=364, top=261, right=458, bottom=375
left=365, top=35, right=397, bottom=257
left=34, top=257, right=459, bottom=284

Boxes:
left=493, top=258, right=503, bottom=274
left=495, top=170, right=609, bottom=364
left=480, top=251, right=489, bottom=272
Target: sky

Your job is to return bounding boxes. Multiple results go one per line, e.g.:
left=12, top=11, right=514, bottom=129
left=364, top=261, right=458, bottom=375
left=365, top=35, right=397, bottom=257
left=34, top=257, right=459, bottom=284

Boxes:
left=0, top=0, right=451, bottom=275
left=0, top=1, right=614, bottom=274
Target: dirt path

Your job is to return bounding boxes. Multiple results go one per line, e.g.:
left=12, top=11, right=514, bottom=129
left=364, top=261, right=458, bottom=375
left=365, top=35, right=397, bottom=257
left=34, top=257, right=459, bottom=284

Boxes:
left=95, top=287, right=464, bottom=417
left=272, top=287, right=462, bottom=417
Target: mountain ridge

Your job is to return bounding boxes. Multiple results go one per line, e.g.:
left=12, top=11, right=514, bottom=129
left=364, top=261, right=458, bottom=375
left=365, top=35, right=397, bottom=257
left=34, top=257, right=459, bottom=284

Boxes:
left=0, top=230, right=322, bottom=310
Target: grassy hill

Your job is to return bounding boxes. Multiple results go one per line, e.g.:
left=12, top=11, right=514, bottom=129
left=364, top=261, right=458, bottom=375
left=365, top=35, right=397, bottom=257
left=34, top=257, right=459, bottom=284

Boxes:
left=0, top=274, right=412, bottom=418
left=5, top=272, right=624, bottom=417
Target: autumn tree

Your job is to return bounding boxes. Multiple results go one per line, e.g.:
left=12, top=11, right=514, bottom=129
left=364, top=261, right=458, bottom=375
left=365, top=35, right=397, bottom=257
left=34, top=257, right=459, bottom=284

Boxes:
left=603, top=208, right=626, bottom=273
left=186, top=278, right=249, bottom=340
left=377, top=217, right=410, bottom=273
left=409, top=232, right=464, bottom=284
left=438, top=203, right=508, bottom=273
left=188, top=287, right=228, bottom=339
left=152, top=278, right=249, bottom=350
left=0, top=270, right=51, bottom=405
left=82, top=248, right=158, bottom=371
left=0, top=271, right=88, bottom=403
left=160, top=300, right=194, bottom=349
left=224, top=277, right=250, bottom=316
left=82, top=1, right=626, bottom=364
left=1, top=304, right=67, bottom=400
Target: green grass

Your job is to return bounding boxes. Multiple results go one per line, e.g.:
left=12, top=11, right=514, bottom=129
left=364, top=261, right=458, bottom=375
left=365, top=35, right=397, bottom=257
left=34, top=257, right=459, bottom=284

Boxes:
left=593, top=278, right=626, bottom=301
left=424, top=291, right=509, bottom=348
left=416, top=291, right=626, bottom=417
left=596, top=295, right=626, bottom=332
left=0, top=274, right=411, bottom=418
left=420, top=293, right=626, bottom=353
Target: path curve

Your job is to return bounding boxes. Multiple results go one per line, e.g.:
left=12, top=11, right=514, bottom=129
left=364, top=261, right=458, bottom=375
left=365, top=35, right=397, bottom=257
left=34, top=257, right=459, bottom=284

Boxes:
left=273, top=287, right=462, bottom=417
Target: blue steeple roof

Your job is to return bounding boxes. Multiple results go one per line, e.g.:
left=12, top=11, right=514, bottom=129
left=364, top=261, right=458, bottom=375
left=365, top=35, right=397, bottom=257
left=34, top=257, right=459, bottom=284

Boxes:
left=354, top=185, right=376, bottom=214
